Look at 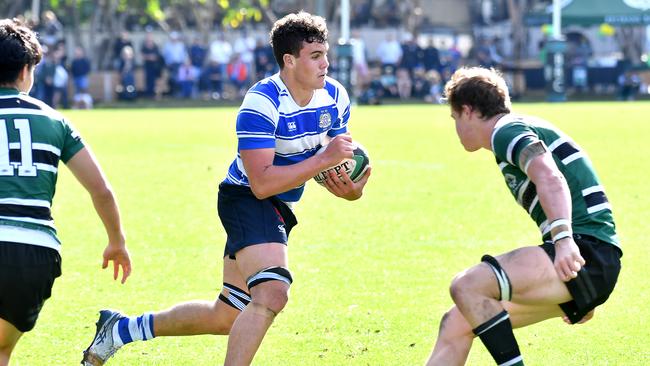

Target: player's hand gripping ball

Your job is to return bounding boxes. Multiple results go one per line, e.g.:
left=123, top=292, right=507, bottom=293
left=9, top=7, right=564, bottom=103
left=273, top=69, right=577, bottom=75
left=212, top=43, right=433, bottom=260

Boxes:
left=313, top=141, right=370, bottom=186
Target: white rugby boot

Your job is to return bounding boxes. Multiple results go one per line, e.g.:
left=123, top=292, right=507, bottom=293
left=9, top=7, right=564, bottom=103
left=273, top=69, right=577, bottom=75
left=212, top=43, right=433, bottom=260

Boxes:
left=81, top=309, right=125, bottom=366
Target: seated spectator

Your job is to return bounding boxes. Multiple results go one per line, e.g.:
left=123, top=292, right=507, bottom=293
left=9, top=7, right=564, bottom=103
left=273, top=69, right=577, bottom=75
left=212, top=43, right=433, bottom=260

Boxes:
left=424, top=69, right=443, bottom=104
left=71, top=46, right=91, bottom=97
left=177, top=58, right=200, bottom=99
left=411, top=67, right=431, bottom=99
left=204, top=59, right=223, bottom=100
left=396, top=68, right=412, bottom=100
left=379, top=65, right=398, bottom=97
left=618, top=70, right=641, bottom=101
left=226, top=53, right=249, bottom=97
left=117, top=46, right=137, bottom=101
left=358, top=65, right=385, bottom=105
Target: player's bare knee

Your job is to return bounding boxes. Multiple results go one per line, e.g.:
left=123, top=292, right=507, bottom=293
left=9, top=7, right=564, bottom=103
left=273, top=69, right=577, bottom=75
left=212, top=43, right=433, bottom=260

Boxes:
left=251, top=282, right=290, bottom=314
left=449, top=271, right=476, bottom=303
left=246, top=266, right=293, bottom=315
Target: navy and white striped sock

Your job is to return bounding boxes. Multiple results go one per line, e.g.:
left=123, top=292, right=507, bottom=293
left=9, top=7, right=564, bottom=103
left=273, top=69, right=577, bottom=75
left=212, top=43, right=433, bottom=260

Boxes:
left=112, top=313, right=155, bottom=347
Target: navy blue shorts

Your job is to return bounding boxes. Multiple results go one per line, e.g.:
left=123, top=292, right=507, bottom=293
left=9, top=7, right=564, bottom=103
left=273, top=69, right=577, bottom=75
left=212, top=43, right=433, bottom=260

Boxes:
left=540, top=233, right=621, bottom=324
left=0, top=242, right=61, bottom=332
left=217, top=183, right=297, bottom=259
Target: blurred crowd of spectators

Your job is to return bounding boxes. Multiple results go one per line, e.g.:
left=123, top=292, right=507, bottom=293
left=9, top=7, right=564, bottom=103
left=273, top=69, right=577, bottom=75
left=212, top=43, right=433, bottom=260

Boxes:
left=22, top=7, right=647, bottom=109
left=26, top=10, right=280, bottom=108
left=104, top=29, right=279, bottom=103
left=349, top=33, right=502, bottom=105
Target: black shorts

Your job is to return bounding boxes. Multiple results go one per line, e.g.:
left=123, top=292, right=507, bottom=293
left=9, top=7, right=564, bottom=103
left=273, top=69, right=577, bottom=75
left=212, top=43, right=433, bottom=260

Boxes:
left=540, top=233, right=621, bottom=324
left=217, top=183, right=297, bottom=259
left=0, top=242, right=61, bottom=332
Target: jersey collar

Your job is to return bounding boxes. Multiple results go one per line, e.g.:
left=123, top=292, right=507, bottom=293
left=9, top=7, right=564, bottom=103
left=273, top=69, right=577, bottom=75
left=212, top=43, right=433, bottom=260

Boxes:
left=490, top=113, right=516, bottom=151
left=0, top=87, right=20, bottom=96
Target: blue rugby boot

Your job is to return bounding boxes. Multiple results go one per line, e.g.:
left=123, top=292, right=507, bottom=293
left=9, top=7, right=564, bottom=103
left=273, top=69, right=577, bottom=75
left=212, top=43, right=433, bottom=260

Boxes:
left=81, top=310, right=124, bottom=366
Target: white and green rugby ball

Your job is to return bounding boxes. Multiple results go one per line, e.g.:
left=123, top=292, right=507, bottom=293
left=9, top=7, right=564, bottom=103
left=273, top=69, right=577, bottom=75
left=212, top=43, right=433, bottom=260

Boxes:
left=313, top=142, right=370, bottom=186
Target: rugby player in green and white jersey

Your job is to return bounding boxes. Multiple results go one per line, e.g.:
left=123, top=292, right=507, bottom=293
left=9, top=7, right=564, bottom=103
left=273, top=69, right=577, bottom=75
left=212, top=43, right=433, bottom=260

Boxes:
left=0, top=18, right=131, bottom=366
left=427, top=67, right=621, bottom=366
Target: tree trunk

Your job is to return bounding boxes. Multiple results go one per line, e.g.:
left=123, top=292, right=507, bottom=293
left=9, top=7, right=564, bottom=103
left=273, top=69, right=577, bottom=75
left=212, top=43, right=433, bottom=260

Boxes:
left=89, top=0, right=103, bottom=70
left=616, top=26, right=645, bottom=65
left=504, top=0, right=528, bottom=97
left=67, top=0, right=81, bottom=52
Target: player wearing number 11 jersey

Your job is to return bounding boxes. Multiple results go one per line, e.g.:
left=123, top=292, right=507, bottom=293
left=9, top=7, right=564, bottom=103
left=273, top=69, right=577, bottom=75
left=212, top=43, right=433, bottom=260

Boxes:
left=0, top=18, right=131, bottom=366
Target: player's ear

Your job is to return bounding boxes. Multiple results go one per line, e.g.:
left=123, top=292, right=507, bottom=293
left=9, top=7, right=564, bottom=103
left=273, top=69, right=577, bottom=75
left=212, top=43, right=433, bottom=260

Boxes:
left=283, top=53, right=295, bottom=68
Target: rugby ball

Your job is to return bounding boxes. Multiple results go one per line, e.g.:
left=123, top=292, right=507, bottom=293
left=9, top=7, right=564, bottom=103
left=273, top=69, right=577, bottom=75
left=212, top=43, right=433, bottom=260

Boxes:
left=313, top=142, right=370, bottom=186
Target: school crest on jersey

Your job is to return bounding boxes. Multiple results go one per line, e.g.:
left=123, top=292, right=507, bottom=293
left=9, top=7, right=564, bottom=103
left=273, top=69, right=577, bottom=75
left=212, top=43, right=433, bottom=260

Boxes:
left=318, top=109, right=332, bottom=129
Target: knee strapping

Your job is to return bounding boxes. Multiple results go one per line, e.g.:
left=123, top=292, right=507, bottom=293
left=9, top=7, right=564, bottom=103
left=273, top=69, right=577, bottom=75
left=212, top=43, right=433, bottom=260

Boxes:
left=246, top=266, right=293, bottom=289
left=481, top=255, right=512, bottom=301
left=219, top=283, right=251, bottom=311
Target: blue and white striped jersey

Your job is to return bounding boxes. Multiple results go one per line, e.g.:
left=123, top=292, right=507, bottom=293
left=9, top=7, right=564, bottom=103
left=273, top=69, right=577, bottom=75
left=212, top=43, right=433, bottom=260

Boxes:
left=223, top=73, right=350, bottom=203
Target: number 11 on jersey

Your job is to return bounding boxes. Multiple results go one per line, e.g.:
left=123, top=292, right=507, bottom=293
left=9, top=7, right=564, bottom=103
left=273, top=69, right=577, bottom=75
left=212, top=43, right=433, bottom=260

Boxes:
left=0, top=118, right=37, bottom=177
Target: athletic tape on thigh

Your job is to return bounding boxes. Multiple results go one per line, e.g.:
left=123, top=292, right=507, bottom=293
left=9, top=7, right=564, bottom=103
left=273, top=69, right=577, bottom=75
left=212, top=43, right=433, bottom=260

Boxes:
left=246, top=266, right=293, bottom=289
left=218, top=283, right=251, bottom=311
left=481, top=255, right=512, bottom=301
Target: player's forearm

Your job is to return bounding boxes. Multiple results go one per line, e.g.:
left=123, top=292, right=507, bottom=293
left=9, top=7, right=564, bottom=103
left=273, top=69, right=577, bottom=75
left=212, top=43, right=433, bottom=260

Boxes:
left=537, top=173, right=572, bottom=222
left=90, top=187, right=126, bottom=245
left=248, top=154, right=331, bottom=199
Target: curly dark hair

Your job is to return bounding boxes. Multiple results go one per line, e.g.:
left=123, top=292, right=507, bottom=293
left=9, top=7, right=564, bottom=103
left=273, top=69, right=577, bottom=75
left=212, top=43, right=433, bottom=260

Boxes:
left=443, top=67, right=511, bottom=119
left=270, top=11, right=328, bottom=69
left=0, top=18, right=42, bottom=86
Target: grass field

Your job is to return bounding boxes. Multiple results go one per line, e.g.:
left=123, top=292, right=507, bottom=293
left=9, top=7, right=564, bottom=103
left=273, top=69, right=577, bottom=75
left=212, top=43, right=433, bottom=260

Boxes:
left=9, top=102, right=650, bottom=365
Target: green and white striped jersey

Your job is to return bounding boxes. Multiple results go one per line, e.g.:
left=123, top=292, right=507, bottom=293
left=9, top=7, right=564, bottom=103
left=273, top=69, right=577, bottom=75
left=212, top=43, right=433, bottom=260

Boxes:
left=491, top=114, right=619, bottom=249
left=0, top=88, right=85, bottom=251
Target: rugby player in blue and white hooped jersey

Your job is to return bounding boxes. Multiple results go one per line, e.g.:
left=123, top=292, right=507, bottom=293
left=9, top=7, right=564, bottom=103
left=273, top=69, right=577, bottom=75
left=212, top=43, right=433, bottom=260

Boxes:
left=82, top=11, right=370, bottom=366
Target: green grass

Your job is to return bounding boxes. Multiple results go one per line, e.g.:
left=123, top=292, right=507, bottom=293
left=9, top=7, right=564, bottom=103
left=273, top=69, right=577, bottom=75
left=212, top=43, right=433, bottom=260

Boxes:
left=10, top=102, right=650, bottom=365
